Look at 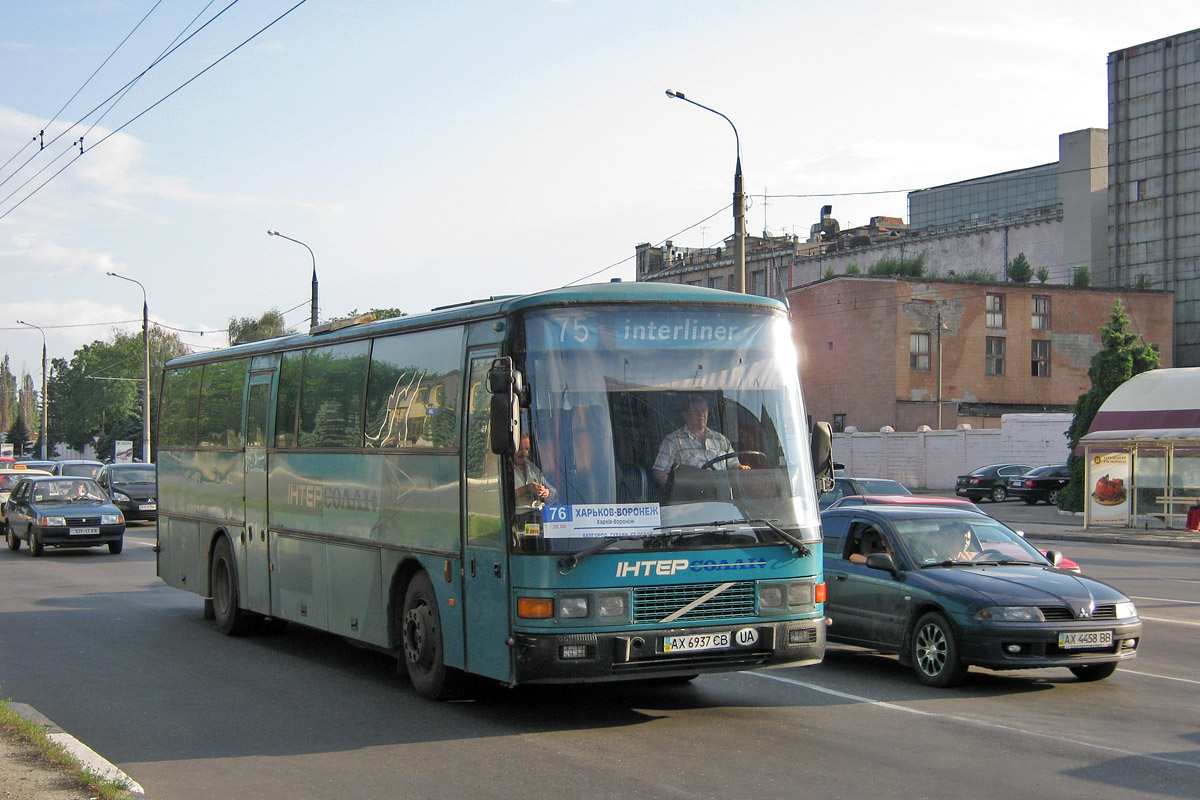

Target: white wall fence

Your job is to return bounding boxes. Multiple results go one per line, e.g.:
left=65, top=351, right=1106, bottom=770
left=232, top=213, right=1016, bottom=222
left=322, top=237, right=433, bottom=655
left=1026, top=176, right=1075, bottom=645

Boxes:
left=832, top=413, right=1074, bottom=491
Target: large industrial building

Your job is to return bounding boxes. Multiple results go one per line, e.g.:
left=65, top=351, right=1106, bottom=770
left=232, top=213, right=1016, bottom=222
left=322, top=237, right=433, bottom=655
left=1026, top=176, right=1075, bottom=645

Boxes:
left=1108, top=27, right=1200, bottom=367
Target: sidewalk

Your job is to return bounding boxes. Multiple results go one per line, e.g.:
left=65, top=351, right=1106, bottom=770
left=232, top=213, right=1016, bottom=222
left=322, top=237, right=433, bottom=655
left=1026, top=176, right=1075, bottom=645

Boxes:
left=1008, top=512, right=1200, bottom=550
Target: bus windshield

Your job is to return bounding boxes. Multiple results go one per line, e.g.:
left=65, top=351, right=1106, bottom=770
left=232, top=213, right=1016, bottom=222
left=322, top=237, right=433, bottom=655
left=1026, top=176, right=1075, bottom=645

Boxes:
left=517, top=305, right=819, bottom=553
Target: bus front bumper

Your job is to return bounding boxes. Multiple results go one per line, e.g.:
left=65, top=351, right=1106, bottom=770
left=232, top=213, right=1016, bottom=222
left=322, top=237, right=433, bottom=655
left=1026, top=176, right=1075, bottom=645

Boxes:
left=511, top=618, right=825, bottom=684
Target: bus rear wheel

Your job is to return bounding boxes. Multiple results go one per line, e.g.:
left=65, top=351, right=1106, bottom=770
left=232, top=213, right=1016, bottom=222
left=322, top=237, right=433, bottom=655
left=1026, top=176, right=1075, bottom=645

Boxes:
left=400, top=572, right=465, bottom=700
left=211, top=536, right=253, bottom=635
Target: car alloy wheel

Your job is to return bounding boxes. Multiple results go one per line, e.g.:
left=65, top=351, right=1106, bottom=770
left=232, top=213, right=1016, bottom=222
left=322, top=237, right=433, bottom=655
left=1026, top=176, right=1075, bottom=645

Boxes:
left=911, top=612, right=967, bottom=687
left=990, top=485, right=1007, bottom=502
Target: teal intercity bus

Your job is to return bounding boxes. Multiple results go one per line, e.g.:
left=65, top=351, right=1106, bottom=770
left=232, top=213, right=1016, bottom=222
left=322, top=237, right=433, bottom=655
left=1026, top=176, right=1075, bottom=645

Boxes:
left=155, top=282, right=831, bottom=698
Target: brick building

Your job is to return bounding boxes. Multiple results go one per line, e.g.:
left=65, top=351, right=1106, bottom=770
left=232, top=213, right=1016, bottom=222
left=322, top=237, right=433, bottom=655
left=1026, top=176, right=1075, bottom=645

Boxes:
left=789, top=275, right=1174, bottom=432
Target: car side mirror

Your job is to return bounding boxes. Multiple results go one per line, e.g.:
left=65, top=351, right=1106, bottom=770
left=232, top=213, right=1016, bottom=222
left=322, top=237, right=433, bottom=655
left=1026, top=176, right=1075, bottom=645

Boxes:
left=1043, top=549, right=1063, bottom=567
left=865, top=552, right=900, bottom=577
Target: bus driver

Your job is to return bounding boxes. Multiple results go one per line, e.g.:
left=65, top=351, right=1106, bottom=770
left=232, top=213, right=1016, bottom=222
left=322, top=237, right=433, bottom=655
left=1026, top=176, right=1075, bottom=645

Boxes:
left=513, top=433, right=557, bottom=511
left=652, top=395, right=749, bottom=487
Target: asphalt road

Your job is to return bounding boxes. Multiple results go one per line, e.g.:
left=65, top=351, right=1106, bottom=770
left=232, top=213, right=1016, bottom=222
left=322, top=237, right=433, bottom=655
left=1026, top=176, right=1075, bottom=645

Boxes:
left=2, top=516, right=1198, bottom=800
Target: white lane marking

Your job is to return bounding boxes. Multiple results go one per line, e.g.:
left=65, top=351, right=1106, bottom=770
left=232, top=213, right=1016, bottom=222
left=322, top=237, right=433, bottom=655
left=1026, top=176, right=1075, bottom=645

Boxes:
left=1130, top=595, right=1200, bottom=606
left=1139, top=615, right=1200, bottom=626
left=747, top=671, right=1200, bottom=770
left=1117, top=669, right=1200, bottom=686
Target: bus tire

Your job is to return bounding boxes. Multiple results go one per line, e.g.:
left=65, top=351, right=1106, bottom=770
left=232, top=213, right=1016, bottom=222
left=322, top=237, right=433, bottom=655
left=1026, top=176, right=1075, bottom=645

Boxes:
left=400, top=571, right=465, bottom=700
left=211, top=536, right=253, bottom=636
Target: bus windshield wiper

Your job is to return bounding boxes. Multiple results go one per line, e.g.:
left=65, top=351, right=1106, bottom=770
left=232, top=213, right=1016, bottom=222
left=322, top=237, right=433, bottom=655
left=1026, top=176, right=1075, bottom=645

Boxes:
left=656, top=518, right=812, bottom=557
left=556, top=533, right=674, bottom=575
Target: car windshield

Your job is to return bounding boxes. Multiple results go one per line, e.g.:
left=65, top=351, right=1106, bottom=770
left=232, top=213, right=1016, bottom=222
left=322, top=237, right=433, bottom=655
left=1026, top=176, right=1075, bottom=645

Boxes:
left=59, top=463, right=102, bottom=478
left=1024, top=466, right=1061, bottom=478
left=891, top=517, right=1049, bottom=567
left=0, top=475, right=22, bottom=491
left=32, top=479, right=107, bottom=503
left=109, top=465, right=155, bottom=483
left=516, top=306, right=819, bottom=555
left=968, top=465, right=1000, bottom=476
left=858, top=480, right=911, bottom=495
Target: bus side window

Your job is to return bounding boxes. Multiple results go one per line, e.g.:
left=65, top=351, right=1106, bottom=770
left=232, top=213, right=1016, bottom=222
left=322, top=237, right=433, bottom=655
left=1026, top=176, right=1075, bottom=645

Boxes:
left=465, top=355, right=502, bottom=546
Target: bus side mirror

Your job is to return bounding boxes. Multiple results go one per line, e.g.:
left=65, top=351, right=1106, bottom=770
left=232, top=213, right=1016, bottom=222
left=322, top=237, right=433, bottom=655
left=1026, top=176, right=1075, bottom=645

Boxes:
left=811, top=421, right=835, bottom=494
left=488, top=357, right=521, bottom=456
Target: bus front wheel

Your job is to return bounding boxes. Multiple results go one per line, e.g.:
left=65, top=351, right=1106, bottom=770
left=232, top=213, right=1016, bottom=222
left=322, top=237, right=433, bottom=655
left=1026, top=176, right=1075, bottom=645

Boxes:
left=211, top=536, right=253, bottom=636
left=401, top=572, right=465, bottom=700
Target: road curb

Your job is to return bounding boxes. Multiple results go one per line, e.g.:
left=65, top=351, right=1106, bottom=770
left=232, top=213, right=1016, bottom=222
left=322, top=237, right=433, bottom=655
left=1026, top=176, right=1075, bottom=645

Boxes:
left=7, top=703, right=146, bottom=798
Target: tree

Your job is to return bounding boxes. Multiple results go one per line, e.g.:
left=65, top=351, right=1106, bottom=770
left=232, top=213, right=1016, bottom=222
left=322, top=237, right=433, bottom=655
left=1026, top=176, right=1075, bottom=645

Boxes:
left=1036, top=267, right=1050, bottom=284
left=1008, top=252, right=1034, bottom=283
left=345, top=307, right=407, bottom=321
left=228, top=310, right=287, bottom=345
left=7, top=412, right=30, bottom=457
left=1072, top=266, right=1092, bottom=287
left=1060, top=301, right=1160, bottom=511
left=48, top=327, right=190, bottom=456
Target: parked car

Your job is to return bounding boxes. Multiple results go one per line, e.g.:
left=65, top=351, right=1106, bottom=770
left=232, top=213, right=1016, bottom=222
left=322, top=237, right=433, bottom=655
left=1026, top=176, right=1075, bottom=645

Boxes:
left=826, top=493, right=1081, bottom=572
left=819, top=476, right=912, bottom=509
left=51, top=459, right=105, bottom=479
left=3, top=475, right=126, bottom=556
left=0, top=467, right=52, bottom=524
left=955, top=463, right=1033, bottom=502
left=821, top=505, right=1140, bottom=686
left=95, top=463, right=157, bottom=522
left=1008, top=464, right=1070, bottom=506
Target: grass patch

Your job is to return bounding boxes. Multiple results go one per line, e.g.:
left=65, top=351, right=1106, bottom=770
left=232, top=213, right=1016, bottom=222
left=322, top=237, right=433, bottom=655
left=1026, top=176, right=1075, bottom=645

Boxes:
left=0, top=694, right=135, bottom=800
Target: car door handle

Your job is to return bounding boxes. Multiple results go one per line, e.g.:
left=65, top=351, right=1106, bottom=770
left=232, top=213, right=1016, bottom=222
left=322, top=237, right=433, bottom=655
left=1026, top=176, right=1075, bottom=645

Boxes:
left=834, top=575, right=848, bottom=581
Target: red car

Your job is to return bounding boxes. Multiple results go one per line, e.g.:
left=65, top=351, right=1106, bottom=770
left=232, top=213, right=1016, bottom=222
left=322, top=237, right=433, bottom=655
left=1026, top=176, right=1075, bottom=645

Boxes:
left=826, top=493, right=1082, bottom=572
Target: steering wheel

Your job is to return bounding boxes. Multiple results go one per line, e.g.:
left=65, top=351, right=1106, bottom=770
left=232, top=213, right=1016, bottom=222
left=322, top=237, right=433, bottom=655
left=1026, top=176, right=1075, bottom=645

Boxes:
left=971, top=549, right=1011, bottom=562
left=701, top=451, right=766, bottom=470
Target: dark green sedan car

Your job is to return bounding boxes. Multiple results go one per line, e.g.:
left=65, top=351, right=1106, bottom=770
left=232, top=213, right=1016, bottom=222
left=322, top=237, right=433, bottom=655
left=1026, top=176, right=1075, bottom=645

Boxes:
left=3, top=475, right=126, bottom=556
left=821, top=505, right=1141, bottom=687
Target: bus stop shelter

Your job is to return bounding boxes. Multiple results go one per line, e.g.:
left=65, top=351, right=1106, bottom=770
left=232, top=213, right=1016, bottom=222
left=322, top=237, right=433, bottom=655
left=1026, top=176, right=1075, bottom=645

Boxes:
left=1080, top=368, right=1200, bottom=530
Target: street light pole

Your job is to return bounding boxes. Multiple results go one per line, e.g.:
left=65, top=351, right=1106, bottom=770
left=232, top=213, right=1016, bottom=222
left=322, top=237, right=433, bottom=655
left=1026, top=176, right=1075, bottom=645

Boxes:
left=107, top=272, right=151, bottom=463
left=665, top=89, right=745, bottom=294
left=15, top=320, right=49, bottom=460
left=267, top=230, right=319, bottom=328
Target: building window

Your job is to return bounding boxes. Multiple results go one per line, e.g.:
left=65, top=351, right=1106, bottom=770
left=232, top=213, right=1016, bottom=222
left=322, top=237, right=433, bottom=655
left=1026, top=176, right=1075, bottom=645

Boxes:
left=985, top=293, right=1005, bottom=329
left=985, top=337, right=1005, bottom=375
left=1031, top=340, right=1051, bottom=377
left=833, top=414, right=846, bottom=433
left=910, top=332, right=931, bottom=371
left=750, top=269, right=767, bottom=295
left=1032, top=295, right=1050, bottom=331
left=708, top=275, right=725, bottom=291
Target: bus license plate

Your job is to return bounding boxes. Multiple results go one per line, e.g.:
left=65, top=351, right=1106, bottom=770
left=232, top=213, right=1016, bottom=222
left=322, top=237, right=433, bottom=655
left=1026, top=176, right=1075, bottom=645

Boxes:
left=663, top=632, right=730, bottom=653
left=1058, top=630, right=1112, bottom=649
left=69, top=527, right=100, bottom=536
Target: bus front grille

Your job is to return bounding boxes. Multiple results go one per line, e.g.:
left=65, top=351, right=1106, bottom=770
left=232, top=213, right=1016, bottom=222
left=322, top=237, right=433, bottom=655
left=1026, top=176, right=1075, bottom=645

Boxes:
left=632, top=581, right=756, bottom=624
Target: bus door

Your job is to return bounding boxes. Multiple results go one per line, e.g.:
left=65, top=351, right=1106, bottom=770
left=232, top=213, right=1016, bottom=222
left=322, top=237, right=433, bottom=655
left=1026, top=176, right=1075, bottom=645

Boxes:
left=461, top=350, right=511, bottom=681
left=242, top=368, right=276, bottom=615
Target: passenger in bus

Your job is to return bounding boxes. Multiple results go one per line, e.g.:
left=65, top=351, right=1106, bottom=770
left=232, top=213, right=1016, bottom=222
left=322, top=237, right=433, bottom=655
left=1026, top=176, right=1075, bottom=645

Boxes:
left=513, top=433, right=557, bottom=511
left=651, top=395, right=749, bottom=487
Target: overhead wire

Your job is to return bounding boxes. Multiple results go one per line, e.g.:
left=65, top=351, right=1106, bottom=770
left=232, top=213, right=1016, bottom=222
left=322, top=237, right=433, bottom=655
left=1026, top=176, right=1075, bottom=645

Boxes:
left=0, top=0, right=309, bottom=221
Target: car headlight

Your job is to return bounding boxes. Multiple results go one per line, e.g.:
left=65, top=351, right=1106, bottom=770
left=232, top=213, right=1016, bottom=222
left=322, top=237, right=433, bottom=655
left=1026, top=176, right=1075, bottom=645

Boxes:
left=1114, top=601, right=1137, bottom=619
left=557, top=596, right=589, bottom=618
left=113, top=491, right=131, bottom=502
left=42, top=515, right=67, bottom=527
left=976, top=606, right=1046, bottom=622
left=102, top=514, right=123, bottom=525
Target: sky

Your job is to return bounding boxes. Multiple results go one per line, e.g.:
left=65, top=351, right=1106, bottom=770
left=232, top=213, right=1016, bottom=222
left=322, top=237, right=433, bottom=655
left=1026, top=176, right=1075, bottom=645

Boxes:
left=0, top=0, right=1196, bottom=381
